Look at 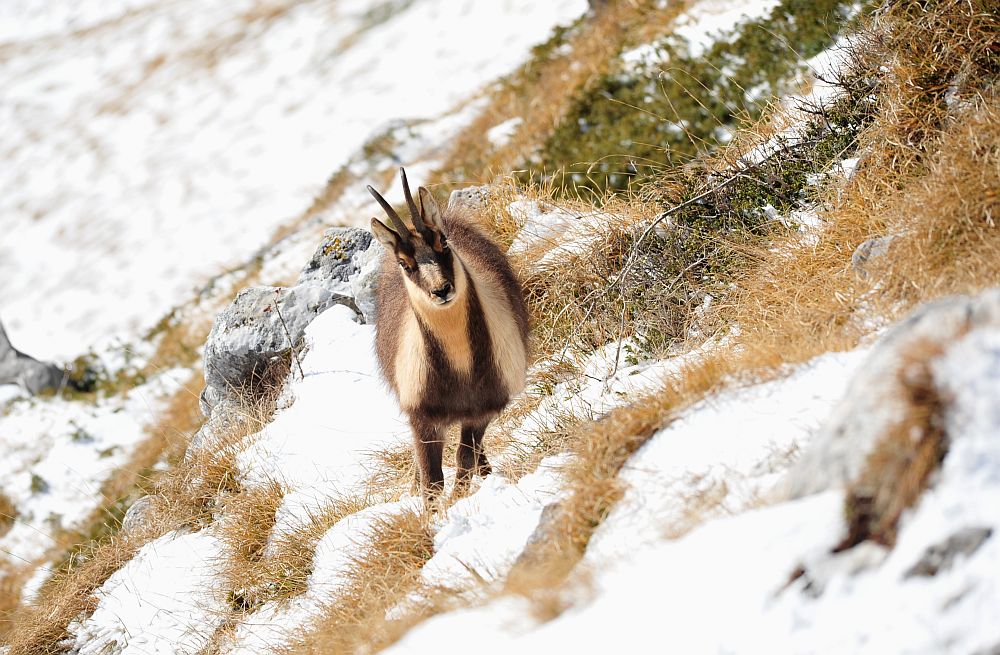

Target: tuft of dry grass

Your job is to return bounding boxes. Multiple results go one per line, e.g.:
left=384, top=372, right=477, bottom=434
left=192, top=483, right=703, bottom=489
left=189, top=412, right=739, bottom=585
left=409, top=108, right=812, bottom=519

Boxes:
left=475, top=180, right=697, bottom=361
left=0, top=492, right=15, bottom=539
left=0, top=554, right=34, bottom=644
left=218, top=478, right=287, bottom=613
left=839, top=340, right=951, bottom=550
left=144, top=315, right=213, bottom=374
left=283, top=509, right=435, bottom=655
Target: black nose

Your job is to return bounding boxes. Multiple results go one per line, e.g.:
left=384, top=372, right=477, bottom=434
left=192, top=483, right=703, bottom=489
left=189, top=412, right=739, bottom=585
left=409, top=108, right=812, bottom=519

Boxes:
left=432, top=283, right=453, bottom=299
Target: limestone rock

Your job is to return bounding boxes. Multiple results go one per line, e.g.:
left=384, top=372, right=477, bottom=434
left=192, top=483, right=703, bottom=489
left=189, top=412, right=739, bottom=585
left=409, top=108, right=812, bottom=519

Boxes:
left=297, top=227, right=374, bottom=295
left=350, top=240, right=385, bottom=324
left=201, top=285, right=355, bottom=412
left=851, top=235, right=896, bottom=278
left=0, top=318, right=64, bottom=394
left=785, top=288, right=1000, bottom=499
left=447, top=185, right=492, bottom=212
left=905, top=526, right=993, bottom=578
left=121, top=496, right=155, bottom=534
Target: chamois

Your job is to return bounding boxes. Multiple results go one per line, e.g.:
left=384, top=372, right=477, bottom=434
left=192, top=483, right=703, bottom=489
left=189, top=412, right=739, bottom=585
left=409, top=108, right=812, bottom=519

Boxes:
left=368, top=169, right=529, bottom=503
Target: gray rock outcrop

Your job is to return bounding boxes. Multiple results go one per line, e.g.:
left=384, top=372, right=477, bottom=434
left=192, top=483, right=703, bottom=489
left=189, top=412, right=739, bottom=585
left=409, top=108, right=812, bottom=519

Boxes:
left=0, top=318, right=64, bottom=394
left=785, top=288, right=1000, bottom=499
left=851, top=235, right=896, bottom=278
left=297, top=227, right=374, bottom=293
left=447, top=185, right=492, bottom=212
left=904, top=526, right=993, bottom=578
left=201, top=285, right=356, bottom=415
left=200, top=226, right=381, bottom=417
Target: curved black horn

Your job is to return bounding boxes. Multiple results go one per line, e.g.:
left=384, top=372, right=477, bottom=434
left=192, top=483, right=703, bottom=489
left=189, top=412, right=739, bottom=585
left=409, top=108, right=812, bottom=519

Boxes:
left=399, top=168, right=427, bottom=232
left=367, top=184, right=410, bottom=237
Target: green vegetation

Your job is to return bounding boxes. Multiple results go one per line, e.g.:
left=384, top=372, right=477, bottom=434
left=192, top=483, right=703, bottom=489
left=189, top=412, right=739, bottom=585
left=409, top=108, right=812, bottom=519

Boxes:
left=526, top=0, right=870, bottom=194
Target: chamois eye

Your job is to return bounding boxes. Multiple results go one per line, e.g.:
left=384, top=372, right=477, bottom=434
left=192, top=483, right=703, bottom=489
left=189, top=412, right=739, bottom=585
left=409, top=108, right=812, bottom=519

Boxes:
left=398, top=260, right=414, bottom=272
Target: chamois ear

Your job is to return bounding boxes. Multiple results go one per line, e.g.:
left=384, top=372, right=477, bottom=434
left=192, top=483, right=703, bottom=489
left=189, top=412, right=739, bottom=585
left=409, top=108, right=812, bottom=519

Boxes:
left=418, top=187, right=445, bottom=232
left=370, top=218, right=401, bottom=252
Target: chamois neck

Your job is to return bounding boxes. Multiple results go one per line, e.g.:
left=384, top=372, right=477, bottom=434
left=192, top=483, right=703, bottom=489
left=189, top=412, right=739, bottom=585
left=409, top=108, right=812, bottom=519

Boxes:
left=405, top=255, right=473, bottom=377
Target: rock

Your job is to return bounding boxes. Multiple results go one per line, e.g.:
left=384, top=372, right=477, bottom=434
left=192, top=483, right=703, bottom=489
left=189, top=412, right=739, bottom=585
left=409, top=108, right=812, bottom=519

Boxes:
left=447, top=185, right=492, bottom=212
left=904, top=526, right=993, bottom=578
left=794, top=542, right=889, bottom=598
left=187, top=397, right=242, bottom=455
left=121, top=495, right=155, bottom=534
left=200, top=227, right=381, bottom=415
left=202, top=284, right=356, bottom=412
left=297, top=227, right=374, bottom=294
left=508, top=501, right=564, bottom=577
left=350, top=241, right=385, bottom=323
left=851, top=235, right=896, bottom=278
left=785, top=288, right=1000, bottom=499
left=0, top=317, right=65, bottom=394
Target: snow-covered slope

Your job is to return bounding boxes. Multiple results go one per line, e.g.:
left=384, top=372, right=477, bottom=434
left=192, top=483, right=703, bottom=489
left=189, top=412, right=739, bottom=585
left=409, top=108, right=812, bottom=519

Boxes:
left=0, top=0, right=588, bottom=360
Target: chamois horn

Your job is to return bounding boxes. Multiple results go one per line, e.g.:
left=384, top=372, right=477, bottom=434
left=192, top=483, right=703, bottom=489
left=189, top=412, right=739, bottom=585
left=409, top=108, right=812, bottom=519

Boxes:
left=399, top=168, right=429, bottom=234
left=367, top=184, right=411, bottom=238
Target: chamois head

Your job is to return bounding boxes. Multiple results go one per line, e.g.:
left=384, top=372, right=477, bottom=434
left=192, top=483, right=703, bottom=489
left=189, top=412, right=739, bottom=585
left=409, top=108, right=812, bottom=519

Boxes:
left=369, top=169, right=459, bottom=307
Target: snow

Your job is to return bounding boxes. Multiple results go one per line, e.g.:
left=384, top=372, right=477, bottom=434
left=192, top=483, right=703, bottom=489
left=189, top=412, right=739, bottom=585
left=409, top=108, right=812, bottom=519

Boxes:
left=506, top=200, right=614, bottom=272
left=7, top=2, right=1000, bottom=654
left=673, top=0, right=781, bottom=58
left=587, top=349, right=868, bottom=564
left=225, top=499, right=420, bottom=655
left=70, top=529, right=229, bottom=655
left=236, top=305, right=408, bottom=500
left=619, top=0, right=781, bottom=65
left=419, top=457, right=566, bottom=592
left=1, top=0, right=589, bottom=361
left=0, top=370, right=185, bottom=571
left=486, top=117, right=524, bottom=148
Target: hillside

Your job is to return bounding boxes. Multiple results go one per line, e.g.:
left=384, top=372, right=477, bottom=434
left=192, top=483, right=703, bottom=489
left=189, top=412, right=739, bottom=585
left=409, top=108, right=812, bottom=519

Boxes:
left=2, top=0, right=999, bottom=653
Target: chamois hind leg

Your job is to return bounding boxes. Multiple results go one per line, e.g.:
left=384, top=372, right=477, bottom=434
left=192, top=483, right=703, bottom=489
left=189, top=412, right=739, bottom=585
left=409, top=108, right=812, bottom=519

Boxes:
left=411, top=416, right=445, bottom=506
left=453, top=422, right=483, bottom=499
left=455, top=421, right=491, bottom=490
left=472, top=422, right=492, bottom=477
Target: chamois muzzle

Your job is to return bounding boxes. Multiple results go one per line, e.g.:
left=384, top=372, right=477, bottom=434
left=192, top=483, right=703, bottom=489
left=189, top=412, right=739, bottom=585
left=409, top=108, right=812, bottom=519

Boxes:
left=431, top=282, right=454, bottom=304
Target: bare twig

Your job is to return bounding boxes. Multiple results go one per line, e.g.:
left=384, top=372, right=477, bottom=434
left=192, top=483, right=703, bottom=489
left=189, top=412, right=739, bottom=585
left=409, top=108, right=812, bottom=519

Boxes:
left=273, top=289, right=305, bottom=380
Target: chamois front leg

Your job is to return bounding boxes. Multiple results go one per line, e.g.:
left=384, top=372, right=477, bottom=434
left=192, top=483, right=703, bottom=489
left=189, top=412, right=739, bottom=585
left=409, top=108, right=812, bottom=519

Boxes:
left=411, top=415, right=445, bottom=506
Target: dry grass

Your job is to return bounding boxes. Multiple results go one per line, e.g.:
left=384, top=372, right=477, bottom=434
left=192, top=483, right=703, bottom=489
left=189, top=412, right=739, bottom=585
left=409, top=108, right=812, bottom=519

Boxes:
left=0, top=561, right=30, bottom=643
left=475, top=181, right=693, bottom=360
left=0, top=374, right=206, bottom=646
left=0, top=493, right=14, bottom=539
left=218, top=478, right=287, bottom=613
left=282, top=509, right=435, bottom=655
left=839, top=340, right=951, bottom=550
left=145, top=316, right=213, bottom=374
